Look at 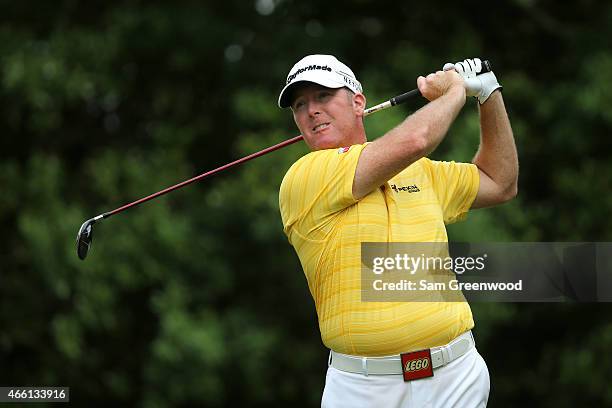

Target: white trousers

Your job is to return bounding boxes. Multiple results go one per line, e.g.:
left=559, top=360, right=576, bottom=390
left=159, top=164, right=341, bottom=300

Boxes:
left=321, top=347, right=490, bottom=408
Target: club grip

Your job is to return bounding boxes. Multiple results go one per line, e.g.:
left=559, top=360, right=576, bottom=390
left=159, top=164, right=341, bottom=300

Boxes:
left=390, top=88, right=421, bottom=106
left=481, top=59, right=492, bottom=73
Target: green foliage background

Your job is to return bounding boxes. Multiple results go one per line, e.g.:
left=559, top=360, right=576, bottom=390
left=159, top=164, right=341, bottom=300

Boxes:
left=1, top=0, right=611, bottom=406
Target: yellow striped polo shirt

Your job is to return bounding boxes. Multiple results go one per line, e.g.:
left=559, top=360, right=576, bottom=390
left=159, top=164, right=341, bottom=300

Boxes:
left=279, top=143, right=480, bottom=356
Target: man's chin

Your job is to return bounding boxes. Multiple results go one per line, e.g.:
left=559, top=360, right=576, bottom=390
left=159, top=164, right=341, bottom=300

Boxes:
left=312, top=136, right=344, bottom=151
left=313, top=143, right=341, bottom=151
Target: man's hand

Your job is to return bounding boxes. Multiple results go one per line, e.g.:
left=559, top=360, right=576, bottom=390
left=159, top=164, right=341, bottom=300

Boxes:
left=417, top=70, right=466, bottom=102
left=443, top=58, right=502, bottom=104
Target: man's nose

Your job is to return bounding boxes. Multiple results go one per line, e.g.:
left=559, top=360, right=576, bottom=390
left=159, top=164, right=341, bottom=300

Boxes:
left=307, top=100, right=321, bottom=117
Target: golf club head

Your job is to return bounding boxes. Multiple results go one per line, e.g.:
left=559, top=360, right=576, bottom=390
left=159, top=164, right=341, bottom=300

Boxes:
left=76, top=218, right=96, bottom=260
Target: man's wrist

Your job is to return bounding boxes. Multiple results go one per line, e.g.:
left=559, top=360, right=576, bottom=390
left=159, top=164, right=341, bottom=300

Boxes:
left=446, top=84, right=467, bottom=103
left=478, top=88, right=502, bottom=108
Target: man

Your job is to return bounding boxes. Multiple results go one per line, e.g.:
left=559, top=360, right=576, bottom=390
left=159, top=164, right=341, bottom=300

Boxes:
left=277, top=54, right=518, bottom=407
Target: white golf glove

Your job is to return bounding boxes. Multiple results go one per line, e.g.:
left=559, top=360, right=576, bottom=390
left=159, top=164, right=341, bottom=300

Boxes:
left=443, top=58, right=502, bottom=104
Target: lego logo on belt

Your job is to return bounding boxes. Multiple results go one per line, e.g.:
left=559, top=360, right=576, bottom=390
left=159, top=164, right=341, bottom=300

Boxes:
left=405, top=357, right=430, bottom=372
left=400, top=349, right=434, bottom=382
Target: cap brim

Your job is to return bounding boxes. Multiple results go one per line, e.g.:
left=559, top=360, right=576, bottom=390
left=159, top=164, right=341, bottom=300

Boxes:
left=277, top=73, right=347, bottom=108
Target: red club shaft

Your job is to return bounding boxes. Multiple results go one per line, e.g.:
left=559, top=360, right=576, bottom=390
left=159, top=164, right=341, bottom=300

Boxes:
left=105, top=135, right=304, bottom=218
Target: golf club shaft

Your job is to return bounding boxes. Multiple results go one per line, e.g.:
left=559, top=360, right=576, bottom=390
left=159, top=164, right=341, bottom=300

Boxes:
left=98, top=88, right=423, bottom=220
left=104, top=134, right=305, bottom=218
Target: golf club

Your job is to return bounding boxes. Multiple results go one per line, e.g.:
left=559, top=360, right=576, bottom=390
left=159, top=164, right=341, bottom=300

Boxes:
left=76, top=62, right=492, bottom=260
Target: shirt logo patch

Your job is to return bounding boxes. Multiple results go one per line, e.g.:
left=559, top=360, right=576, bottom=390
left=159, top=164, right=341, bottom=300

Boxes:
left=390, top=184, right=420, bottom=193
left=337, top=147, right=350, bottom=154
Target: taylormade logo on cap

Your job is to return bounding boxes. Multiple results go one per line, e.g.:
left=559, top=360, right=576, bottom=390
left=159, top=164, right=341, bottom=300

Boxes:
left=278, top=54, right=363, bottom=108
left=286, top=65, right=332, bottom=84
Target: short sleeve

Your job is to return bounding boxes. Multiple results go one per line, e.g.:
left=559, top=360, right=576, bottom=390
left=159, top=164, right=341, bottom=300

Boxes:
left=424, top=159, right=480, bottom=224
left=279, top=144, right=367, bottom=242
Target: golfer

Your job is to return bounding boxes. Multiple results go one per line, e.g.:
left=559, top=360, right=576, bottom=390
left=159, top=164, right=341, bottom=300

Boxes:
left=278, top=55, right=518, bottom=407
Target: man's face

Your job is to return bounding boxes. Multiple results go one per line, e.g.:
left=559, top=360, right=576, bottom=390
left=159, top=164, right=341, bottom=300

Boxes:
left=290, top=83, right=366, bottom=151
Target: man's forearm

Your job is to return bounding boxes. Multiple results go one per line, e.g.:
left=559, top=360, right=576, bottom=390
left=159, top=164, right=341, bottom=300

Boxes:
left=352, top=71, right=467, bottom=200
left=386, top=86, right=466, bottom=157
left=352, top=87, right=465, bottom=199
left=473, top=91, right=519, bottom=197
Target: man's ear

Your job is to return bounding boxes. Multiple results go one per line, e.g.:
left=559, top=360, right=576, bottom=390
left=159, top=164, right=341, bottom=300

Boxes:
left=353, top=93, right=366, bottom=117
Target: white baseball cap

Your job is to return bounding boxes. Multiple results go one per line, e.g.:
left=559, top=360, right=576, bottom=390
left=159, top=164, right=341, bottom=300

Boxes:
left=278, top=54, right=363, bottom=108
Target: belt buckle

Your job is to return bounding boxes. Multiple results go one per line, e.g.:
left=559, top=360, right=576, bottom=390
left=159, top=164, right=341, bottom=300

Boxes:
left=400, top=349, right=434, bottom=382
